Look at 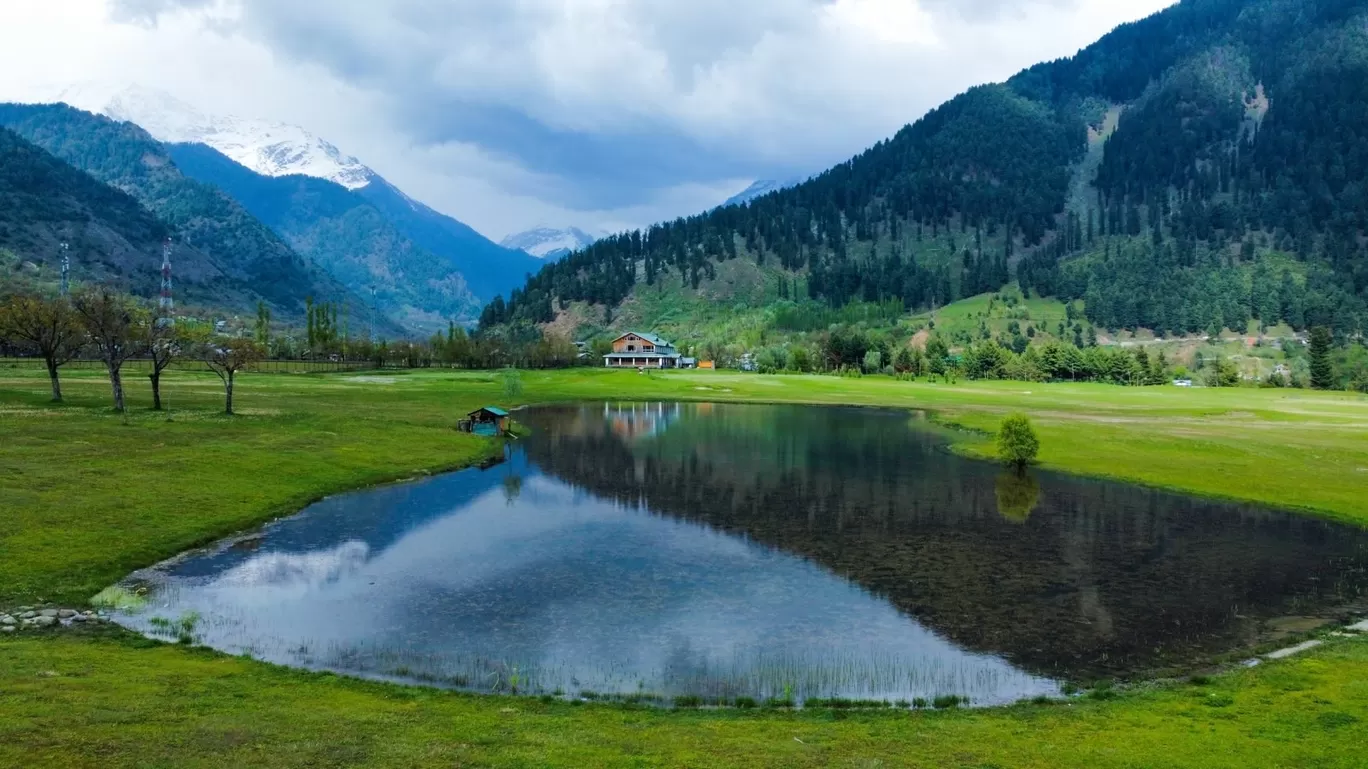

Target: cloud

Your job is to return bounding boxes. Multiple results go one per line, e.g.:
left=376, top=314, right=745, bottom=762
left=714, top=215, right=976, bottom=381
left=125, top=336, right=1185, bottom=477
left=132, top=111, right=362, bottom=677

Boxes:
left=31, top=0, right=1174, bottom=237
left=108, top=0, right=213, bottom=25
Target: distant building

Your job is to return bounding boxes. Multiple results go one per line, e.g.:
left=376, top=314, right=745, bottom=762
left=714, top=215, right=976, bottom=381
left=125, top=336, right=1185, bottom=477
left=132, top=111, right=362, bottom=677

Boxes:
left=1173, top=379, right=1194, bottom=388
left=680, top=357, right=698, bottom=369
left=603, top=332, right=682, bottom=369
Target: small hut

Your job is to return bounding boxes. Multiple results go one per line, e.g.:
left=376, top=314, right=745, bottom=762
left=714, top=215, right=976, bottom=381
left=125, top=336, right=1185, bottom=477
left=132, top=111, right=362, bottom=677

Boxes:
left=461, top=406, right=510, bottom=436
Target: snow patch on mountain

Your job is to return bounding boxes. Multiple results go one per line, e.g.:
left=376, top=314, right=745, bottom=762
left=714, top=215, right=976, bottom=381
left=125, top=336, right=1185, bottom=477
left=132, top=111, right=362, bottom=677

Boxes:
left=500, top=226, right=600, bottom=260
left=723, top=178, right=803, bottom=207
left=54, top=84, right=374, bottom=190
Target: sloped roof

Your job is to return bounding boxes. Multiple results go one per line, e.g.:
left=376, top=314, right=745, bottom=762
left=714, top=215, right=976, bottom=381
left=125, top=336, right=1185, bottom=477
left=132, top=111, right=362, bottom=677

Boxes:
left=470, top=406, right=509, bottom=417
left=612, top=331, right=671, bottom=346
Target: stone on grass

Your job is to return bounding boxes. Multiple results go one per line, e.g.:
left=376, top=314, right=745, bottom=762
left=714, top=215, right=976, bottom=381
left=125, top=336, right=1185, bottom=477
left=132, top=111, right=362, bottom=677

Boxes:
left=20, top=611, right=36, bottom=619
left=39, top=609, right=58, bottom=618
left=70, top=614, right=87, bottom=623
left=0, top=616, right=15, bottom=625
left=0, top=626, right=15, bottom=634
left=58, top=609, right=76, bottom=619
left=32, top=616, right=57, bottom=628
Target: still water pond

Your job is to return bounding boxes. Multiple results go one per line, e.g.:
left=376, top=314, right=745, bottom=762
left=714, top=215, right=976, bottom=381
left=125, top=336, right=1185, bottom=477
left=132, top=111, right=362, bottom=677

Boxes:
left=111, top=403, right=1368, bottom=705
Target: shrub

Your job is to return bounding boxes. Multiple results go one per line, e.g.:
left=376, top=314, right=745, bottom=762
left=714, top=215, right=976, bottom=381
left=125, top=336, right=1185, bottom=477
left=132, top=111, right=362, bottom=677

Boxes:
left=996, top=413, right=1040, bottom=469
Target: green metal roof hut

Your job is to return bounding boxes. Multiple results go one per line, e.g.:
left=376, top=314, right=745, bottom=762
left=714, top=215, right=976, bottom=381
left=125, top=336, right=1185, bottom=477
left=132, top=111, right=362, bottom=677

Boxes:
left=462, top=406, right=510, bottom=436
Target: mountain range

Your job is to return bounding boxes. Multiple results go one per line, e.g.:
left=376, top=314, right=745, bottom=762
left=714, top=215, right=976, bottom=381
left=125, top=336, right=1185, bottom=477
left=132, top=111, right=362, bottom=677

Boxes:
left=21, top=85, right=543, bottom=332
left=500, top=227, right=601, bottom=261
left=483, top=0, right=1368, bottom=344
left=0, top=103, right=404, bottom=334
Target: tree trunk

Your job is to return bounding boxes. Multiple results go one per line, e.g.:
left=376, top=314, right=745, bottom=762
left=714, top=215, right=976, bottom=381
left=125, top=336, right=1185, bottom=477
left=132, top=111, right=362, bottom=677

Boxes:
left=46, top=358, right=62, bottom=402
left=150, top=371, right=162, bottom=411
left=108, top=364, right=125, bottom=413
left=224, top=370, right=235, bottom=415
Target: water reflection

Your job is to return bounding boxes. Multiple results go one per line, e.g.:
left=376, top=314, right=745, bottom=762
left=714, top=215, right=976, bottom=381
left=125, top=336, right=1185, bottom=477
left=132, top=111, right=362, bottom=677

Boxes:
left=111, top=403, right=1368, bottom=704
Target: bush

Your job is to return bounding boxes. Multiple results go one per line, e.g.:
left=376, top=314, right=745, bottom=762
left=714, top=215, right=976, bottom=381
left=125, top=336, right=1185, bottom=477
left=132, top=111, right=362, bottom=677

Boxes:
left=997, top=413, right=1040, bottom=469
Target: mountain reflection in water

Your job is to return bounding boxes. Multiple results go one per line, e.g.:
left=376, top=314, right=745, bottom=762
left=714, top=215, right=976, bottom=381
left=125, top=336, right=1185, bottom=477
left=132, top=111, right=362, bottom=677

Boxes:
left=112, top=403, right=1368, bottom=704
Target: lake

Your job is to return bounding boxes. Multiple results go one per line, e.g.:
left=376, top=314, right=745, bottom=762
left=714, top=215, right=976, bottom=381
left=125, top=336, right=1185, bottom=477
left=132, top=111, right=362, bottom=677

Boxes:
left=108, top=403, right=1368, bottom=706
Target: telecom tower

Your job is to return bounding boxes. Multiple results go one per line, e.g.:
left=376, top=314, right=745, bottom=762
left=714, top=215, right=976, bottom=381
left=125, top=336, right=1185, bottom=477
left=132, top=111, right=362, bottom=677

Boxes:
left=159, top=238, right=174, bottom=313
left=59, top=242, right=70, bottom=297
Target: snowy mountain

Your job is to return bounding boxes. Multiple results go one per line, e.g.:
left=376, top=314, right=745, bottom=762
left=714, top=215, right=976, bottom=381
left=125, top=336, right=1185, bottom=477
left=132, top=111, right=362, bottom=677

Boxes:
left=28, top=83, right=543, bottom=324
left=722, top=178, right=802, bottom=207
left=54, top=84, right=374, bottom=190
left=500, top=227, right=600, bottom=261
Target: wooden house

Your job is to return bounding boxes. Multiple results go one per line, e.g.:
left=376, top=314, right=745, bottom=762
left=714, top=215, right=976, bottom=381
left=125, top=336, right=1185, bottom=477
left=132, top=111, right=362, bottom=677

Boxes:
left=603, top=332, right=683, bottom=369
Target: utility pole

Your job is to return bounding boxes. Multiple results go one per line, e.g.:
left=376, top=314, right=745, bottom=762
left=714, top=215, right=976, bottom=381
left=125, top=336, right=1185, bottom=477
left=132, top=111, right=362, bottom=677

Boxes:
left=159, top=238, right=174, bottom=316
left=59, top=242, right=70, bottom=297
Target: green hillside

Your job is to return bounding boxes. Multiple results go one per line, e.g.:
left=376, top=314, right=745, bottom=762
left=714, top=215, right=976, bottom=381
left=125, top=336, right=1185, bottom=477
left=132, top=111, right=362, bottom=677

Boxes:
left=485, top=0, right=1368, bottom=350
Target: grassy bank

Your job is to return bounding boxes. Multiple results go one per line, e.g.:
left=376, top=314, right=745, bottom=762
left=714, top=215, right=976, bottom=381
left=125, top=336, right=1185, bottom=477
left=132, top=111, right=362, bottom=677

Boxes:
left=2, top=366, right=1367, bottom=767
left=2, top=631, right=1366, bottom=769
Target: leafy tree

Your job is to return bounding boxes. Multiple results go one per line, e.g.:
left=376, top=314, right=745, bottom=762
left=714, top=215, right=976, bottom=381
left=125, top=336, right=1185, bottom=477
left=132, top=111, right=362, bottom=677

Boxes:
left=1205, top=357, right=1241, bottom=388
left=73, top=287, right=146, bottom=413
left=0, top=293, right=84, bottom=402
left=1309, top=326, right=1335, bottom=390
left=996, top=413, right=1040, bottom=470
left=254, top=301, right=272, bottom=348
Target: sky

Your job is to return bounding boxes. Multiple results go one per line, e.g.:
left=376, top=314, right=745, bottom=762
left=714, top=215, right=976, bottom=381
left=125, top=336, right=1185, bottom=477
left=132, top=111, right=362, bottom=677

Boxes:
left=0, top=0, right=1174, bottom=241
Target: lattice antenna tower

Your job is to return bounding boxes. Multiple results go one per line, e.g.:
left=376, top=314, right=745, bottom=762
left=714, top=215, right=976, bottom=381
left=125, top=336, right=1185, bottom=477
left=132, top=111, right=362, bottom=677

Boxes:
left=159, top=238, right=174, bottom=313
left=59, top=242, right=70, bottom=297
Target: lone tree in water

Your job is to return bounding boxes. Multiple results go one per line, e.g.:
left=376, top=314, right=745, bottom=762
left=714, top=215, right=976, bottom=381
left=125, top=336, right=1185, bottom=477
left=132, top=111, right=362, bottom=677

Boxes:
left=203, top=337, right=264, bottom=415
left=0, top=293, right=84, bottom=402
left=1309, top=326, right=1334, bottom=390
left=73, top=287, right=145, bottom=413
left=996, top=413, right=1040, bottom=470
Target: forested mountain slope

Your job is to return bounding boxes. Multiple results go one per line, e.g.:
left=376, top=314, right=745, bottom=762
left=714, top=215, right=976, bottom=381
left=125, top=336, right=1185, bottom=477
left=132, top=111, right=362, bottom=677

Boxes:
left=1, top=126, right=302, bottom=315
left=0, top=104, right=389, bottom=329
left=166, top=142, right=483, bottom=333
left=355, top=178, right=544, bottom=307
left=485, top=0, right=1368, bottom=340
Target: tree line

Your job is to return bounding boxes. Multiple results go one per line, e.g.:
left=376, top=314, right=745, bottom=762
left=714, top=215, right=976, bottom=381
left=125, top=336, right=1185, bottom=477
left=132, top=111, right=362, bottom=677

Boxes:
left=0, top=289, right=264, bottom=414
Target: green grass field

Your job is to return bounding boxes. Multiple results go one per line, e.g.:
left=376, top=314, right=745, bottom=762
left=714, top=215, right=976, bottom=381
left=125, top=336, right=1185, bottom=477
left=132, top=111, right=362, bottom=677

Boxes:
left=2, top=365, right=1367, bottom=767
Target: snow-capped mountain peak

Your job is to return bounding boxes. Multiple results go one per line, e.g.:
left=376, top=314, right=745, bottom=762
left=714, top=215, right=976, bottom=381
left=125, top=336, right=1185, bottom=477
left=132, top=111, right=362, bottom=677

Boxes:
left=54, top=83, right=374, bottom=190
left=500, top=226, right=600, bottom=260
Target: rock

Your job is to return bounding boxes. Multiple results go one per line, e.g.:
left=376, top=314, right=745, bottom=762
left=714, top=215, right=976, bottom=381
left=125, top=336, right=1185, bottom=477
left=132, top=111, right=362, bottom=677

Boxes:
left=15, top=606, right=32, bottom=612
left=0, top=616, right=14, bottom=625
left=70, top=614, right=87, bottom=623
left=58, top=609, right=76, bottom=619
left=32, top=616, right=57, bottom=628
left=39, top=609, right=58, bottom=618
left=20, top=611, right=36, bottom=620
left=1348, top=619, right=1368, bottom=633
left=0, top=626, right=14, bottom=634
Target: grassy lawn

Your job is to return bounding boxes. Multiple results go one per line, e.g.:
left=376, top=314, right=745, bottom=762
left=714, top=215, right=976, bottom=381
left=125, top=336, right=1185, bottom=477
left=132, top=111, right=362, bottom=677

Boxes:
left=2, top=365, right=1367, bottom=767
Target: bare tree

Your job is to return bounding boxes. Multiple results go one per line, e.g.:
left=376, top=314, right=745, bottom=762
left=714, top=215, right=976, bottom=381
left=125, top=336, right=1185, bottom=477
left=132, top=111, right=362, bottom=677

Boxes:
left=147, top=314, right=190, bottom=411
left=202, top=337, right=264, bottom=415
left=0, top=293, right=84, bottom=402
left=73, top=287, right=146, bottom=413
